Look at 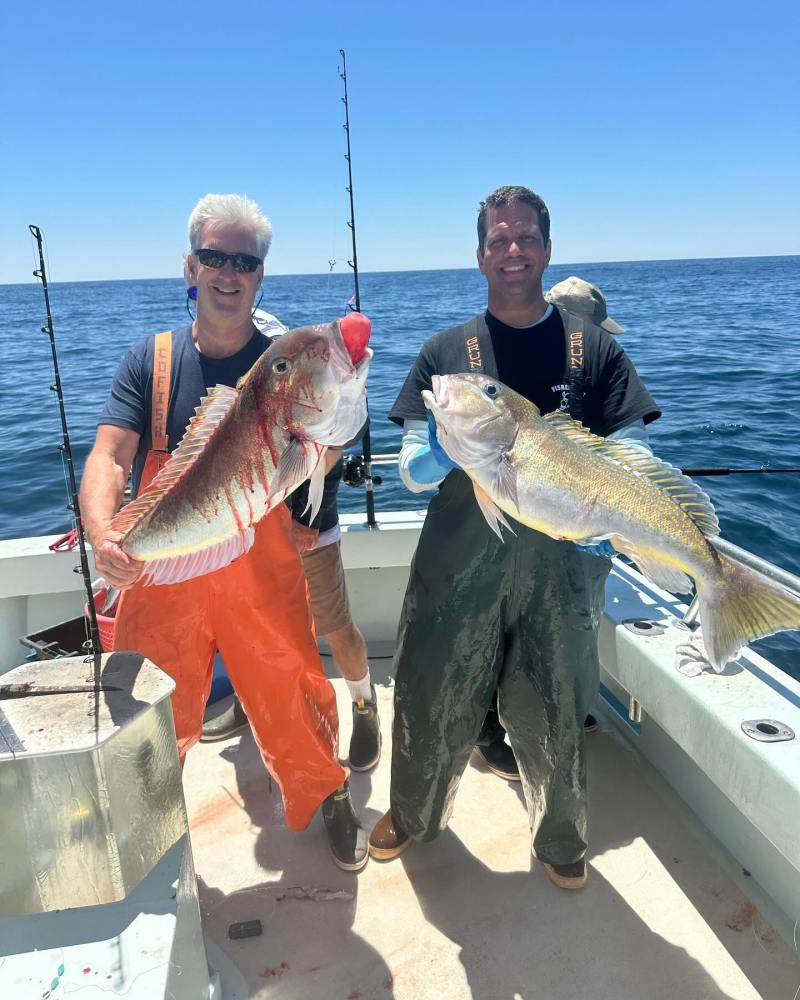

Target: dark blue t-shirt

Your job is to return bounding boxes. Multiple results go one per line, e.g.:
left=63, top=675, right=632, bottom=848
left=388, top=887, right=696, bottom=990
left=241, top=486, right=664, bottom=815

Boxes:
left=98, top=324, right=270, bottom=496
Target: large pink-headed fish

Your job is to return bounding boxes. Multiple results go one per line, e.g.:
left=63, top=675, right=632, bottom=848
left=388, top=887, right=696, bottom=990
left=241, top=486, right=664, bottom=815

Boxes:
left=111, top=316, right=371, bottom=586
left=424, top=372, right=800, bottom=671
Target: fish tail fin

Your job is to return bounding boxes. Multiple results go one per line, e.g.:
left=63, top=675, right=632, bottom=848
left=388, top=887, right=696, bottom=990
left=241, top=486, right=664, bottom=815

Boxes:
left=699, top=553, right=800, bottom=670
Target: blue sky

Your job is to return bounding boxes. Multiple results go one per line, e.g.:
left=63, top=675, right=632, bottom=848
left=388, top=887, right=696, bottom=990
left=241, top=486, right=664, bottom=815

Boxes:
left=3, top=0, right=798, bottom=284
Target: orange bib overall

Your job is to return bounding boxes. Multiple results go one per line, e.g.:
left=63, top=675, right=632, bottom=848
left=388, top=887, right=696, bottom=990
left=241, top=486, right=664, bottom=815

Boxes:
left=114, top=332, right=346, bottom=830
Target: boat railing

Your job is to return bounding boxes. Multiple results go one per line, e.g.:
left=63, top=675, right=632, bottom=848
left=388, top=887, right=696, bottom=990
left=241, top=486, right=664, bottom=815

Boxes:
left=347, top=449, right=800, bottom=628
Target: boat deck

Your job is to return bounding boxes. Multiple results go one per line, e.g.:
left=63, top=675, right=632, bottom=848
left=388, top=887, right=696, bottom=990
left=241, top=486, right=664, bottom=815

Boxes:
left=183, top=654, right=798, bottom=1000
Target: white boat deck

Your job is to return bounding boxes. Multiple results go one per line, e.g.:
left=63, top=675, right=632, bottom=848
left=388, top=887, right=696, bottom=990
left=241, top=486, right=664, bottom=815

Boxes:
left=183, top=657, right=800, bottom=1000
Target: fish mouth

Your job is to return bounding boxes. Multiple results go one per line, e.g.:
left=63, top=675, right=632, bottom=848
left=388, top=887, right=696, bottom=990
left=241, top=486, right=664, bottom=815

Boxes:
left=425, top=375, right=453, bottom=412
left=424, top=377, right=496, bottom=429
left=423, top=377, right=504, bottom=462
left=328, top=322, right=358, bottom=375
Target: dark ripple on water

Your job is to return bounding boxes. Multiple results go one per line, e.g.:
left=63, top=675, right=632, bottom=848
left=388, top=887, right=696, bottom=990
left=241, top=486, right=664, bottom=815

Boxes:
left=1, top=257, right=799, bottom=677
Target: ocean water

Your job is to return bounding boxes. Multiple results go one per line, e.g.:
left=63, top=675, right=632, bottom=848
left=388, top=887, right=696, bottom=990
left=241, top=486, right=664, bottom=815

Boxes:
left=1, top=257, right=799, bottom=677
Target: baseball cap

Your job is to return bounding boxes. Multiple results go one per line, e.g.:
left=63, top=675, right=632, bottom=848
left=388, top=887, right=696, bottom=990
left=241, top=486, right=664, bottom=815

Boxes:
left=546, top=276, right=624, bottom=333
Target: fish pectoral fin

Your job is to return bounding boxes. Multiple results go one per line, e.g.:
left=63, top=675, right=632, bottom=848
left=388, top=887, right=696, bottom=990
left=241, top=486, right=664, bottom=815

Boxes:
left=473, top=483, right=515, bottom=542
left=493, top=454, right=519, bottom=508
left=574, top=534, right=611, bottom=545
left=302, top=452, right=327, bottom=522
left=611, top=535, right=693, bottom=594
left=274, top=438, right=318, bottom=495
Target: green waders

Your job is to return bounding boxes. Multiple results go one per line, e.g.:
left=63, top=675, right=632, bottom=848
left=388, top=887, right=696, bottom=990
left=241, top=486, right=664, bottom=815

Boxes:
left=390, top=470, right=611, bottom=866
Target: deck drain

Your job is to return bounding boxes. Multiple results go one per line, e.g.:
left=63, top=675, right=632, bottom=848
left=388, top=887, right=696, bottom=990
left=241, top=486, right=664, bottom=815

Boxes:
left=622, top=619, right=666, bottom=637
left=741, top=719, right=795, bottom=743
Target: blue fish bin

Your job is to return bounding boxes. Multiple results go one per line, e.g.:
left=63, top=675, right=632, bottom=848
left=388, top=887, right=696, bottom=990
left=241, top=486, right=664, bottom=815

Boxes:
left=210, top=652, right=234, bottom=704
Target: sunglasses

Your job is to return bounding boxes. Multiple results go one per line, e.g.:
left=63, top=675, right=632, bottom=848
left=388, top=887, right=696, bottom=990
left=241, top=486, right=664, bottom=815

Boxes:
left=193, top=248, right=263, bottom=273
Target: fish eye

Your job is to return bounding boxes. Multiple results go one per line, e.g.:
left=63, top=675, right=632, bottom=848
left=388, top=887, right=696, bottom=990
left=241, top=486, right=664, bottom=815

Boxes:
left=272, top=358, right=292, bottom=374
left=484, top=383, right=500, bottom=398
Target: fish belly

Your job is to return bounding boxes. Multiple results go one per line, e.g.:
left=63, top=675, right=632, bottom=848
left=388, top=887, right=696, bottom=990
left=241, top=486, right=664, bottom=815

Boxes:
left=125, top=461, right=275, bottom=563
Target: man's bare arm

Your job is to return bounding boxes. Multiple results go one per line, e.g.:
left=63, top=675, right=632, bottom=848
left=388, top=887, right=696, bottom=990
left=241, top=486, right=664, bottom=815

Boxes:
left=324, top=447, right=343, bottom=473
left=79, top=425, right=144, bottom=588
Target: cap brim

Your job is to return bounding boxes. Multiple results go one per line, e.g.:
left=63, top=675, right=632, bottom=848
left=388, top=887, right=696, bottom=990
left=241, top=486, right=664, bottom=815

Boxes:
left=600, top=317, right=624, bottom=334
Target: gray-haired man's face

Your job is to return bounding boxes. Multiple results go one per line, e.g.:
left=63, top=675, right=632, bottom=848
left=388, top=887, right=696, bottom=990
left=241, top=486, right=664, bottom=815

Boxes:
left=186, top=222, right=264, bottom=320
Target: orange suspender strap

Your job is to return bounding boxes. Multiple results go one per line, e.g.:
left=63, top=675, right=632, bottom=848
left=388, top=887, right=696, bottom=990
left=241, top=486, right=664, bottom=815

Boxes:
left=150, top=331, right=173, bottom=452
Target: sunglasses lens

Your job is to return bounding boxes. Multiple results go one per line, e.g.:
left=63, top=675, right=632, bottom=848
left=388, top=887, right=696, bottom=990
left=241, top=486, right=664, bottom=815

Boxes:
left=196, top=249, right=226, bottom=269
left=195, top=249, right=260, bottom=272
left=231, top=254, right=261, bottom=273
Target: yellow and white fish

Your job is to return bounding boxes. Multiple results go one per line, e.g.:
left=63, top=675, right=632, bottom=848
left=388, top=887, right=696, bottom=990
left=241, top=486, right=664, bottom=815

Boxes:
left=423, top=372, right=800, bottom=671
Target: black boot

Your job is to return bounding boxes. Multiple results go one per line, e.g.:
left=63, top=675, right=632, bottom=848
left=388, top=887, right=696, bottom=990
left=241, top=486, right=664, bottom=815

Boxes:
left=475, top=697, right=520, bottom=780
left=322, top=782, right=369, bottom=871
left=201, top=695, right=249, bottom=742
left=474, top=739, right=521, bottom=781
left=349, top=686, right=381, bottom=771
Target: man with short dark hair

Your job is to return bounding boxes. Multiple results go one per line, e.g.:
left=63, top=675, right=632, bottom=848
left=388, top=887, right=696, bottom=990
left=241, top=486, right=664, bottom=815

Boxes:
left=369, top=185, right=660, bottom=889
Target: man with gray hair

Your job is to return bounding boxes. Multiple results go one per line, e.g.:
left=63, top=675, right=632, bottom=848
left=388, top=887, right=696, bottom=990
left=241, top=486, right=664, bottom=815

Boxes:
left=80, top=192, right=369, bottom=872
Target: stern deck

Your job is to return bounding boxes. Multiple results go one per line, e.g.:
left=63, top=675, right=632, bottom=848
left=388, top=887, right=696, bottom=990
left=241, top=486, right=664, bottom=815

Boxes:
left=183, top=657, right=799, bottom=1000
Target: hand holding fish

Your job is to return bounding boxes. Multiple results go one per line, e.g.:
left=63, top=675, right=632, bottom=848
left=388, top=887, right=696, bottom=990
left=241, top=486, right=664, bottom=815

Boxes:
left=426, top=412, right=459, bottom=474
left=92, top=528, right=145, bottom=589
left=423, top=372, right=800, bottom=671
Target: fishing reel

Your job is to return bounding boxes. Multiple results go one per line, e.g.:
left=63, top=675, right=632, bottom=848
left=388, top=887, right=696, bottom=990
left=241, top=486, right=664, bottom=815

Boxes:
left=342, top=454, right=382, bottom=489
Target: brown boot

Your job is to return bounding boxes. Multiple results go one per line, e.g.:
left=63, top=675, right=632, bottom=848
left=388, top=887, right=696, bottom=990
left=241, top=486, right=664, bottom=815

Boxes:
left=543, top=859, right=588, bottom=890
left=368, top=809, right=412, bottom=861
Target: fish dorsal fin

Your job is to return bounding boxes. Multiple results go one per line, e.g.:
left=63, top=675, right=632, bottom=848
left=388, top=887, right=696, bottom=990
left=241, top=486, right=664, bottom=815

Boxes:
left=111, top=385, right=239, bottom=537
left=543, top=411, right=720, bottom=538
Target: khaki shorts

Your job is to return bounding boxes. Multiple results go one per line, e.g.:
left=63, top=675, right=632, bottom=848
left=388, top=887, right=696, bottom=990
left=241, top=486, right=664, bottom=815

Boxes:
left=301, top=540, right=352, bottom=636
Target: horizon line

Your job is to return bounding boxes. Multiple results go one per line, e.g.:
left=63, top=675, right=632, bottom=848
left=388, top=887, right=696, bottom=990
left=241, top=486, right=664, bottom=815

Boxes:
left=1, top=252, right=797, bottom=288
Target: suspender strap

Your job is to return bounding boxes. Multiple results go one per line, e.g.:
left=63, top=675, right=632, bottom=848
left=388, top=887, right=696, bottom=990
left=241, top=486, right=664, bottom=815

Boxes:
left=463, top=316, right=483, bottom=371
left=150, top=331, right=173, bottom=452
left=561, top=310, right=586, bottom=422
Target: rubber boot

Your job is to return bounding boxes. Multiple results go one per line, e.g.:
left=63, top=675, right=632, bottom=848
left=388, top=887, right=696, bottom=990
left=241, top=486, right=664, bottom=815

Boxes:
left=322, top=782, right=369, bottom=871
left=201, top=695, right=249, bottom=742
left=349, top=685, right=381, bottom=771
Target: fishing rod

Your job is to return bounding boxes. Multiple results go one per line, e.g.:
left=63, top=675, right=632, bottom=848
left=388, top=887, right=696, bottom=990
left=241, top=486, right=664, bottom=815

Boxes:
left=363, top=452, right=800, bottom=477
left=682, top=467, right=800, bottom=477
left=339, top=47, right=378, bottom=528
left=340, top=48, right=361, bottom=312
left=29, top=225, right=102, bottom=658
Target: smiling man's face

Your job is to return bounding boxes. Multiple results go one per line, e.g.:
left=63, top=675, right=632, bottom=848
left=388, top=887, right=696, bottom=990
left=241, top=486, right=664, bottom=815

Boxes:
left=477, top=202, right=551, bottom=302
left=188, top=222, right=264, bottom=322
